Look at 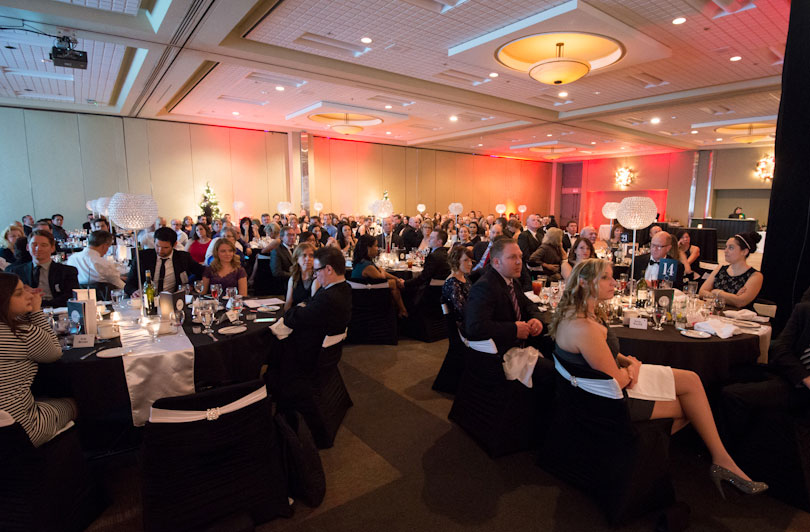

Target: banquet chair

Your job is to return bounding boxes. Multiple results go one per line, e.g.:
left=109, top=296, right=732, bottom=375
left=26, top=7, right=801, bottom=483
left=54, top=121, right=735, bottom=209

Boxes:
left=268, top=330, right=352, bottom=449
left=253, top=254, right=285, bottom=296
left=431, top=304, right=466, bottom=394
left=0, top=410, right=106, bottom=532
left=538, top=355, right=675, bottom=525
left=753, top=298, right=778, bottom=318
left=403, top=279, right=447, bottom=343
left=141, top=380, right=292, bottom=532
left=80, top=281, right=114, bottom=301
left=346, top=279, right=398, bottom=345
left=448, top=339, right=551, bottom=457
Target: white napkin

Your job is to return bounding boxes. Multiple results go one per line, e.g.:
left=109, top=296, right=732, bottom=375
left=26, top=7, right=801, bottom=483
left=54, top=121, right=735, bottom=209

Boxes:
left=502, top=346, right=541, bottom=388
left=694, top=319, right=740, bottom=339
left=524, top=291, right=542, bottom=303
left=724, top=309, right=758, bottom=320
left=626, top=364, right=676, bottom=402
left=244, top=297, right=285, bottom=308
left=270, top=317, right=293, bottom=340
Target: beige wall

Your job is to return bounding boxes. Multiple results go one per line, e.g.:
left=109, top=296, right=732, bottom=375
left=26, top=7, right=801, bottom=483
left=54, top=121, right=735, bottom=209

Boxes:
left=310, top=137, right=553, bottom=216
left=712, top=147, right=774, bottom=190
left=0, top=107, right=289, bottom=230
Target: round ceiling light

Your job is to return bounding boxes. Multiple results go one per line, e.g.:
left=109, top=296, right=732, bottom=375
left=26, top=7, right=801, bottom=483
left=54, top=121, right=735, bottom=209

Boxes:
left=309, top=112, right=383, bottom=136
left=496, top=32, right=623, bottom=86
left=529, top=146, right=576, bottom=160
left=715, top=122, right=776, bottom=144
left=331, top=124, right=364, bottom=135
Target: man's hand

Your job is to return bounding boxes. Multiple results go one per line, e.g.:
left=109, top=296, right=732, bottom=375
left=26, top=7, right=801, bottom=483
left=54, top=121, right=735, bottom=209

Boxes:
left=397, top=277, right=404, bottom=288
left=527, top=318, right=543, bottom=336
left=131, top=289, right=142, bottom=298
left=515, top=321, right=530, bottom=339
left=802, top=375, right=810, bottom=391
left=26, top=286, right=42, bottom=312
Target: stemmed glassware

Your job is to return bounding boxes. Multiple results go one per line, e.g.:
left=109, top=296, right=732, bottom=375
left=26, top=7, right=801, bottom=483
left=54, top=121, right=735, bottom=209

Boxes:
left=231, top=295, right=244, bottom=325
left=194, top=280, right=205, bottom=295
left=200, top=304, right=215, bottom=335
left=210, top=283, right=222, bottom=301
left=713, top=294, right=726, bottom=315
left=653, top=304, right=666, bottom=331
left=225, top=286, right=238, bottom=301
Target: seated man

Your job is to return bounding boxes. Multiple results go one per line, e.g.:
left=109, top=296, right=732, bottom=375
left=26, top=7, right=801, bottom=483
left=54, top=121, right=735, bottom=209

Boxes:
left=632, top=231, right=685, bottom=290
left=125, top=227, right=203, bottom=295
left=66, top=230, right=125, bottom=290
left=7, top=229, right=78, bottom=307
left=517, top=214, right=542, bottom=261
left=170, top=219, right=189, bottom=249
left=579, top=226, right=608, bottom=254
left=270, top=226, right=297, bottom=286
left=472, top=223, right=503, bottom=271
left=50, top=213, right=68, bottom=241
left=404, top=229, right=450, bottom=291
left=401, top=216, right=423, bottom=251
left=465, top=237, right=544, bottom=355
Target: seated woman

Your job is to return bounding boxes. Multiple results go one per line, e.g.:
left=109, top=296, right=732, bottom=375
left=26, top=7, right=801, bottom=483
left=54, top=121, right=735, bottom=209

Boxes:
left=337, top=224, right=356, bottom=256
left=211, top=218, right=223, bottom=238
left=418, top=221, right=433, bottom=252
left=205, top=227, right=247, bottom=266
left=608, top=223, right=625, bottom=248
left=468, top=221, right=482, bottom=246
left=185, top=223, right=212, bottom=264
left=1, top=224, right=25, bottom=264
left=0, top=272, right=77, bottom=447
left=310, top=226, right=326, bottom=248
left=561, top=236, right=596, bottom=281
left=239, top=216, right=259, bottom=243
left=442, top=245, right=473, bottom=332
left=456, top=225, right=474, bottom=248
left=181, top=216, right=194, bottom=238
left=202, top=238, right=247, bottom=296
left=283, top=243, right=319, bottom=312
left=529, top=227, right=566, bottom=280
left=676, top=229, right=701, bottom=281
left=699, top=232, right=763, bottom=309
left=351, top=234, right=408, bottom=317
left=260, top=222, right=281, bottom=255
left=441, top=218, right=457, bottom=242
left=550, top=259, right=767, bottom=496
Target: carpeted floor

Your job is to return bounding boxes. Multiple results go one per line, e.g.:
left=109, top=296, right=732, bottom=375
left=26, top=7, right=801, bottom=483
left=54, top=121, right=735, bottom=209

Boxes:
left=87, top=338, right=810, bottom=532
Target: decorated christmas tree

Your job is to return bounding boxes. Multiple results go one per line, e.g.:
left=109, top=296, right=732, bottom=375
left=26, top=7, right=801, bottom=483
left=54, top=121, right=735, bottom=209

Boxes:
left=200, top=182, right=221, bottom=221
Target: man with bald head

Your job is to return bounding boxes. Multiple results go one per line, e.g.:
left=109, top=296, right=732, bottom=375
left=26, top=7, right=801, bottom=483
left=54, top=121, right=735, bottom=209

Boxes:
left=401, top=215, right=423, bottom=251
left=632, top=231, right=685, bottom=289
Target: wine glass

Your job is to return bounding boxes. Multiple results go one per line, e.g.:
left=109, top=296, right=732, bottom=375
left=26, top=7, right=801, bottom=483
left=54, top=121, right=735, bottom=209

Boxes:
left=713, top=294, right=726, bottom=315
left=200, top=308, right=215, bottom=334
left=149, top=319, right=161, bottom=343
left=194, top=280, right=205, bottom=295
left=231, top=295, right=244, bottom=325
left=653, top=304, right=666, bottom=331
left=111, top=289, right=125, bottom=310
left=225, top=286, right=238, bottom=301
left=210, top=283, right=222, bottom=301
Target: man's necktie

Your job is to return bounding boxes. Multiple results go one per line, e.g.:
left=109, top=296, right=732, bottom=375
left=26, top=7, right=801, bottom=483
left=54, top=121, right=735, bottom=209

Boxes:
left=507, top=281, right=521, bottom=321
left=32, top=266, right=40, bottom=288
left=157, top=258, right=166, bottom=292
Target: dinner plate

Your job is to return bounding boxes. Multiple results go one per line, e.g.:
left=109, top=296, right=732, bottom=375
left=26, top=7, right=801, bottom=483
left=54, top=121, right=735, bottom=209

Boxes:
left=96, top=347, right=134, bottom=358
left=681, top=330, right=711, bottom=339
left=257, top=305, right=280, bottom=312
left=733, top=320, right=761, bottom=329
left=751, top=315, right=770, bottom=323
left=218, top=325, right=247, bottom=335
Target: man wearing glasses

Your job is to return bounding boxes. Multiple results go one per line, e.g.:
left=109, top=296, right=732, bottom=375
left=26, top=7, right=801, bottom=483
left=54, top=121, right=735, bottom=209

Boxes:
left=632, top=231, right=685, bottom=290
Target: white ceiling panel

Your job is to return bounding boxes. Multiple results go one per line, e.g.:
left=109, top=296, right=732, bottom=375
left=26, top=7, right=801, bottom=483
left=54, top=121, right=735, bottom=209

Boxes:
left=51, top=0, right=142, bottom=16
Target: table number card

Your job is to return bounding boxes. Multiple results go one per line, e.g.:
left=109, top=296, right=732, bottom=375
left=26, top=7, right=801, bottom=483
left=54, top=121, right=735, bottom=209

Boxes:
left=225, top=310, right=239, bottom=323
left=629, top=317, right=649, bottom=330
left=72, top=334, right=95, bottom=348
left=657, top=258, right=679, bottom=282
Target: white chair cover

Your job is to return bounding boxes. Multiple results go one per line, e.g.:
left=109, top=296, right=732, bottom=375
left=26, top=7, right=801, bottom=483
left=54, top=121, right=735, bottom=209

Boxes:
left=149, top=386, right=267, bottom=424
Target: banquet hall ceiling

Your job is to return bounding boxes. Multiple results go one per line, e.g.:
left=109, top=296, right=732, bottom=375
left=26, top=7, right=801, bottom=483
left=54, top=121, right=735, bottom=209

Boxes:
left=0, top=0, right=789, bottom=161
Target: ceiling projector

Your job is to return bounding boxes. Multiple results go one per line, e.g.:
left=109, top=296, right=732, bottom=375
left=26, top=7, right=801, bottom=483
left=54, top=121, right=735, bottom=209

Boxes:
left=49, top=36, right=87, bottom=69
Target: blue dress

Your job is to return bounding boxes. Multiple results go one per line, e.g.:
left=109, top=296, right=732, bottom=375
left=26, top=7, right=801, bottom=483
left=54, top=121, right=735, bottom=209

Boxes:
left=351, top=258, right=375, bottom=279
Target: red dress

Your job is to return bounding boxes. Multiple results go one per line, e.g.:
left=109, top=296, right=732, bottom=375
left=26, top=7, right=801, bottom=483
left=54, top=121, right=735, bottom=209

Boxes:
left=188, top=240, right=209, bottom=264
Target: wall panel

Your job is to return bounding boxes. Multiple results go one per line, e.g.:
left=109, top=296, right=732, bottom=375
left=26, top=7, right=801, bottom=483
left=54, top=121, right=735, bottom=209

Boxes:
left=329, top=139, right=358, bottom=215
left=122, top=118, right=151, bottom=196
left=266, top=132, right=289, bottom=211
left=230, top=128, right=268, bottom=220
left=79, top=114, right=128, bottom=199
left=381, top=144, right=406, bottom=214
left=416, top=149, right=437, bottom=215
left=0, top=108, right=34, bottom=225
left=147, top=121, right=194, bottom=219
left=189, top=124, right=232, bottom=220
left=25, top=110, right=85, bottom=228
left=311, top=136, right=331, bottom=214
left=356, top=142, right=382, bottom=215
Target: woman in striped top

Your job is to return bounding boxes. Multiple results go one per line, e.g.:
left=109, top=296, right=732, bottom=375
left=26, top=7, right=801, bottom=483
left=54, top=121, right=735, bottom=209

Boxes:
left=0, top=272, right=77, bottom=447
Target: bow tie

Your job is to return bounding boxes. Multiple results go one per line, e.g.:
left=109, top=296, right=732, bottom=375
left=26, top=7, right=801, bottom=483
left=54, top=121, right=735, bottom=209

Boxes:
left=649, top=259, right=659, bottom=265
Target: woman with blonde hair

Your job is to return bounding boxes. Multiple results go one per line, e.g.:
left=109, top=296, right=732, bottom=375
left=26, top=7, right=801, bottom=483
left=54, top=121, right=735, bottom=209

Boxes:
left=550, top=258, right=767, bottom=497
left=202, top=238, right=247, bottom=295
left=418, top=220, right=434, bottom=252
left=283, top=243, right=319, bottom=312
left=1, top=224, right=25, bottom=263
left=529, top=227, right=566, bottom=280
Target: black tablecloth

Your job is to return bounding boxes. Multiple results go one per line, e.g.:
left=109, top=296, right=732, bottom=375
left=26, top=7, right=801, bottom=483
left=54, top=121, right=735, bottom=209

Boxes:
left=684, top=228, right=718, bottom=263
left=611, top=324, right=760, bottom=387
left=690, top=219, right=757, bottom=246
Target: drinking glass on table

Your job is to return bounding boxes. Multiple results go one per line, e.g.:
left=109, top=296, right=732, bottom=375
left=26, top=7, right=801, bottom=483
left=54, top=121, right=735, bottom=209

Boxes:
left=210, top=283, right=222, bottom=301
left=687, top=281, right=698, bottom=297
left=148, top=318, right=161, bottom=343
left=231, top=295, right=244, bottom=325
left=194, top=280, right=205, bottom=295
left=200, top=307, right=215, bottom=334
left=225, top=286, right=238, bottom=301
left=713, top=294, right=726, bottom=315
left=111, top=289, right=125, bottom=310
left=653, top=304, right=666, bottom=331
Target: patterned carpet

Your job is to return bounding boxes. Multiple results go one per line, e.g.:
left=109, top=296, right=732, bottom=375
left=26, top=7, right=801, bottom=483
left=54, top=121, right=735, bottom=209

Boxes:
left=86, top=338, right=810, bottom=532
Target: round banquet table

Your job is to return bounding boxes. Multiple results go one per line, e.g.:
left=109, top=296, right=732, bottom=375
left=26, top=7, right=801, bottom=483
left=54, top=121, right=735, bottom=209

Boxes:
left=34, top=304, right=282, bottom=433
left=610, top=323, right=760, bottom=387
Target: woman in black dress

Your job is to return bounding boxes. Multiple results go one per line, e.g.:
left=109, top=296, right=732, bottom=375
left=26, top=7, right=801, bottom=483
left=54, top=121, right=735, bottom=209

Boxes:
left=699, top=232, right=763, bottom=309
left=442, top=245, right=473, bottom=332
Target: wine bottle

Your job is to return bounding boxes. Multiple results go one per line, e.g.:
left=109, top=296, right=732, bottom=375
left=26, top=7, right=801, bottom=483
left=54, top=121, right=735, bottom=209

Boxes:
left=143, top=270, right=156, bottom=315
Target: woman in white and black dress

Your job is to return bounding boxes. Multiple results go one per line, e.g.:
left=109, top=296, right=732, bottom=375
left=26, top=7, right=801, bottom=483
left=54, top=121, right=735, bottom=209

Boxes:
left=699, top=232, right=763, bottom=309
left=0, top=272, right=77, bottom=447
left=549, top=259, right=767, bottom=497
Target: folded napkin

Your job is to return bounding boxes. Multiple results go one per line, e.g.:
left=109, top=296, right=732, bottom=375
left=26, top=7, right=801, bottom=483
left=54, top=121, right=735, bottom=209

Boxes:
left=502, top=346, right=541, bottom=388
left=524, top=291, right=542, bottom=304
left=626, top=364, right=676, bottom=402
left=694, top=319, right=740, bottom=339
left=724, top=309, right=758, bottom=320
left=270, top=317, right=293, bottom=340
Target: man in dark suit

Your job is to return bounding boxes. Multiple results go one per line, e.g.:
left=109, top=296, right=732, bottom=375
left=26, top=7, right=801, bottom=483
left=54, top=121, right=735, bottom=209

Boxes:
left=465, top=237, right=544, bottom=355
left=8, top=229, right=78, bottom=307
left=517, top=214, right=542, bottom=261
left=631, top=231, right=685, bottom=290
left=82, top=213, right=94, bottom=231
left=472, top=223, right=503, bottom=272
left=270, top=226, right=297, bottom=286
left=561, top=220, right=579, bottom=253
left=376, top=217, right=396, bottom=254
left=401, top=216, right=423, bottom=251
left=21, top=215, right=34, bottom=236
left=124, top=227, right=204, bottom=295
left=391, top=214, right=406, bottom=247
left=404, top=229, right=450, bottom=292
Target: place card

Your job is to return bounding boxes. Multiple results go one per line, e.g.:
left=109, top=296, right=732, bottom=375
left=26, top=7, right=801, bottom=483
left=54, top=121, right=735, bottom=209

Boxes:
left=73, top=334, right=95, bottom=348
left=225, top=310, right=239, bottom=323
left=629, top=317, right=649, bottom=330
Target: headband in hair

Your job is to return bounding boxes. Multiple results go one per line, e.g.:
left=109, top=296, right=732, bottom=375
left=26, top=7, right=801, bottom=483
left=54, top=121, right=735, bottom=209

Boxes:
left=734, top=233, right=752, bottom=251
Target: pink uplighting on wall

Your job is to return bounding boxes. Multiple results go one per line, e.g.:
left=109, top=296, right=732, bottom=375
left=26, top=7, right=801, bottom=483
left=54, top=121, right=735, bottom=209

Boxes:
left=583, top=190, right=667, bottom=228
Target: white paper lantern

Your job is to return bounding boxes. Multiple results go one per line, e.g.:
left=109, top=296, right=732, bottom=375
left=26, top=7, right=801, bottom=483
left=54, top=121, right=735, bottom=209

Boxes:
left=96, top=197, right=112, bottom=217
left=416, top=203, right=426, bottom=214
left=616, top=196, right=658, bottom=230
left=108, top=193, right=159, bottom=230
left=448, top=202, right=464, bottom=215
left=313, top=202, right=323, bottom=212
left=233, top=200, right=245, bottom=211
left=277, top=201, right=292, bottom=215
left=601, top=202, right=620, bottom=220
left=86, top=200, right=94, bottom=212
left=495, top=203, right=506, bottom=215
left=517, top=204, right=527, bottom=213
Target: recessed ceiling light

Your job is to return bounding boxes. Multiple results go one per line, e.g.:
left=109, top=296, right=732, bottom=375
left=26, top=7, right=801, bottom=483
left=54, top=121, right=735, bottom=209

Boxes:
left=478, top=143, right=483, bottom=147
left=672, top=17, right=686, bottom=25
left=360, top=37, right=372, bottom=44
left=716, top=137, right=723, bottom=141
left=691, top=130, right=699, bottom=134
left=590, top=141, right=597, bottom=145
left=558, top=91, right=568, bottom=98
left=547, top=133, right=553, bottom=137
left=384, top=104, right=392, bottom=109
left=594, top=91, right=601, bottom=95
left=489, top=72, right=499, bottom=78
left=449, top=115, right=458, bottom=122
left=650, top=117, right=661, bottom=124
left=232, top=111, right=240, bottom=116
left=671, top=116, right=677, bottom=119
left=730, top=56, right=742, bottom=62
left=621, top=146, right=627, bottom=149
left=275, top=86, right=285, bottom=91
left=386, top=131, right=392, bottom=135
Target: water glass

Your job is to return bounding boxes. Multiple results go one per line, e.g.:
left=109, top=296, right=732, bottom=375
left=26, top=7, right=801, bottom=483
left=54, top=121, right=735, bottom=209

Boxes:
left=687, top=281, right=698, bottom=297
left=231, top=296, right=244, bottom=325
left=194, top=280, right=205, bottom=295
left=111, top=289, right=125, bottom=310
left=225, top=286, right=238, bottom=300
left=653, top=305, right=666, bottom=331
left=713, top=294, right=726, bottom=315
left=200, top=309, right=215, bottom=334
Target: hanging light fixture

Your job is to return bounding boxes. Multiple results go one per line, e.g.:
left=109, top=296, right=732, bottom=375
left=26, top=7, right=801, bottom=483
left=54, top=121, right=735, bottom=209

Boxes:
left=529, top=145, right=575, bottom=160
left=715, top=122, right=775, bottom=144
left=331, top=113, right=364, bottom=135
left=529, top=42, right=591, bottom=85
left=615, top=166, right=636, bottom=187
left=754, top=154, right=775, bottom=182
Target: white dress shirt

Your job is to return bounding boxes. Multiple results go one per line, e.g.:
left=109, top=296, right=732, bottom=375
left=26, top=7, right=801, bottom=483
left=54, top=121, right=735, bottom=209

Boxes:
left=645, top=261, right=660, bottom=282
left=175, top=230, right=188, bottom=250
left=153, top=251, right=176, bottom=293
left=67, top=248, right=125, bottom=288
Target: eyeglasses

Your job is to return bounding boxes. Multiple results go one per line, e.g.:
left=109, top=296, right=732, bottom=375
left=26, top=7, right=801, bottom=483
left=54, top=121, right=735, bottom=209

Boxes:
left=314, top=265, right=327, bottom=273
left=650, top=244, right=668, bottom=249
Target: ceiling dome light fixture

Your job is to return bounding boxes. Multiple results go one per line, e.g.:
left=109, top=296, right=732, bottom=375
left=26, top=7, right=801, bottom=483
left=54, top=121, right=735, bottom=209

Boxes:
left=529, top=145, right=576, bottom=160
left=309, top=111, right=383, bottom=135
left=496, top=32, right=623, bottom=86
left=672, top=17, right=686, bottom=25
left=715, top=123, right=776, bottom=144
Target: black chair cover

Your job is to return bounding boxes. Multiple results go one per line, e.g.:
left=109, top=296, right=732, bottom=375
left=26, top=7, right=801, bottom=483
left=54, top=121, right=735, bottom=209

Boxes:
left=431, top=313, right=466, bottom=394
left=346, top=279, right=398, bottom=345
left=81, top=281, right=114, bottom=301
left=0, top=420, right=106, bottom=532
left=538, top=356, right=675, bottom=524
left=252, top=256, right=284, bottom=296
left=274, top=410, right=326, bottom=507
left=141, top=380, right=292, bottom=532
left=404, top=284, right=447, bottom=343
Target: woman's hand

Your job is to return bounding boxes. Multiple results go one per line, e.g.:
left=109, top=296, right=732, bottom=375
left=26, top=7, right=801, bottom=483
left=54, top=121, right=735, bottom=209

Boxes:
left=26, top=286, right=42, bottom=312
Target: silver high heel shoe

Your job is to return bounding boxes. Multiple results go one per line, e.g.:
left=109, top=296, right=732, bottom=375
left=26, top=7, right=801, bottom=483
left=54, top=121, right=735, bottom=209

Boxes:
left=709, top=464, right=768, bottom=499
